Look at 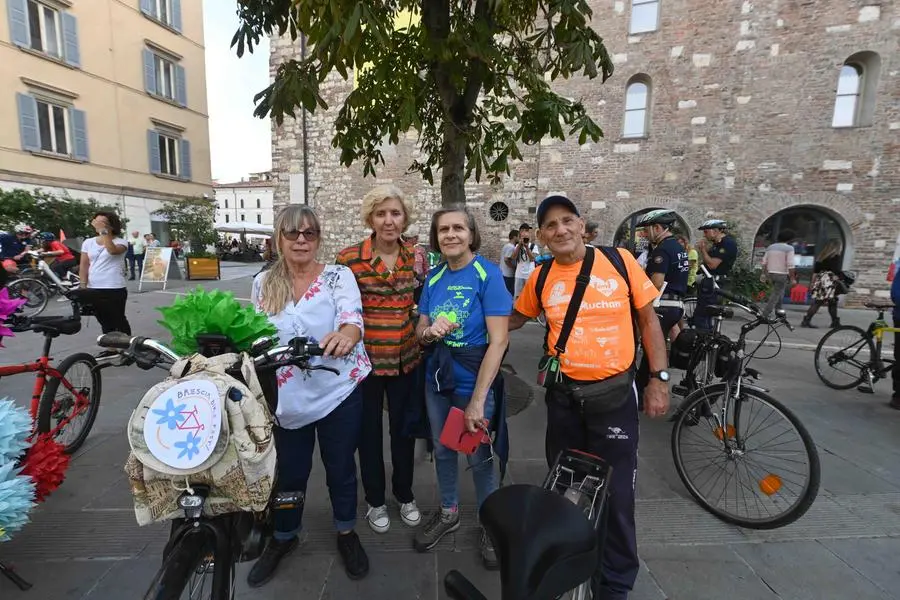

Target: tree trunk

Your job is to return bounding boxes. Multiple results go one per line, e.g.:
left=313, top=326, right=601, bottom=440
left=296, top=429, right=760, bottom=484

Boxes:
left=441, top=119, right=467, bottom=207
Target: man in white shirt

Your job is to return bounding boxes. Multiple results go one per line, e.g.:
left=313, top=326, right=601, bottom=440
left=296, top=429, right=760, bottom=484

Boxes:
left=500, top=229, right=519, bottom=295
left=128, top=231, right=146, bottom=280
left=514, top=223, right=539, bottom=298
left=761, top=229, right=797, bottom=317
left=582, top=221, right=599, bottom=247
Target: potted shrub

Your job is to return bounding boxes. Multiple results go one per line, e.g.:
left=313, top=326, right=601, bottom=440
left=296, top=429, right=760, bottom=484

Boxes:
left=153, top=197, right=220, bottom=280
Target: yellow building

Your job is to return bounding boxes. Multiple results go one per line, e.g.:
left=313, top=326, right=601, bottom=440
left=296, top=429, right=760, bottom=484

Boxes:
left=0, top=0, right=212, bottom=240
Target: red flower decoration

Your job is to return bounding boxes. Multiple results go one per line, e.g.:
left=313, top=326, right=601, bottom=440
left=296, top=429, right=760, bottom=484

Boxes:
left=20, top=434, right=70, bottom=502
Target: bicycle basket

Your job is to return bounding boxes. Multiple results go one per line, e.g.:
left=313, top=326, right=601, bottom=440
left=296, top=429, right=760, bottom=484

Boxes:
left=669, top=329, right=698, bottom=370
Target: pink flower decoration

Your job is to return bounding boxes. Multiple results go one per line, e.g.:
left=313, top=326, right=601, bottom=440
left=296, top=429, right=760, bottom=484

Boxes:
left=0, top=288, right=26, bottom=347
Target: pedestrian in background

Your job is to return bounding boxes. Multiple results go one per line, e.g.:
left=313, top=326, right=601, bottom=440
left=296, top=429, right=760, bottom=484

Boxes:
left=514, top=223, right=538, bottom=299
left=761, top=229, right=797, bottom=318
left=500, top=228, right=518, bottom=294
left=336, top=184, right=423, bottom=536
left=801, top=239, right=843, bottom=329
left=75, top=212, right=131, bottom=335
left=127, top=231, right=145, bottom=280
left=890, top=260, right=899, bottom=409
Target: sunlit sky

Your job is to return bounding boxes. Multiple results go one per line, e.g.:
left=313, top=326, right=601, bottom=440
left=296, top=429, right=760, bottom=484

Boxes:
left=203, top=0, right=272, bottom=184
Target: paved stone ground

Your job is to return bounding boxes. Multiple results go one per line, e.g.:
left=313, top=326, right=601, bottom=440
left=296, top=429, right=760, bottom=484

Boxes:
left=1, top=273, right=899, bottom=600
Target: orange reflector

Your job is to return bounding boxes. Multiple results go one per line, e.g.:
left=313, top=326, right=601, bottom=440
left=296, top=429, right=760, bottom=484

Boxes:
left=759, top=474, right=782, bottom=496
left=714, top=424, right=736, bottom=440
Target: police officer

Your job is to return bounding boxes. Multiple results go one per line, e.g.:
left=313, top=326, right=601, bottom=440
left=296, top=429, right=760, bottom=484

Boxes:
left=694, top=219, right=738, bottom=330
left=635, top=210, right=689, bottom=401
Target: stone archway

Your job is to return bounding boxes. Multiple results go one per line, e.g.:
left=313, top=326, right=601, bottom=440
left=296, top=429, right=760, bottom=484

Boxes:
left=588, top=196, right=709, bottom=246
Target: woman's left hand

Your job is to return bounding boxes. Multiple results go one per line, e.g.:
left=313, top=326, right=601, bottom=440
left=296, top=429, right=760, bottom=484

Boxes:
left=463, top=399, right=487, bottom=434
left=320, top=330, right=355, bottom=357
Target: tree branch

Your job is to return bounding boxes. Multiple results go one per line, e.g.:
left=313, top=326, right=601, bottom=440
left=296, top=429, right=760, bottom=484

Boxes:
left=457, top=0, right=493, bottom=122
left=421, top=0, right=457, bottom=116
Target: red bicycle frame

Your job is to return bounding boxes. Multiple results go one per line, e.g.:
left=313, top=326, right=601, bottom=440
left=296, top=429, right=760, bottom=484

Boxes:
left=0, top=335, right=87, bottom=437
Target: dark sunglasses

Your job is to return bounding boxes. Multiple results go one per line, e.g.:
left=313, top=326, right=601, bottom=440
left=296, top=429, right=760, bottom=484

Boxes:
left=282, top=229, right=319, bottom=242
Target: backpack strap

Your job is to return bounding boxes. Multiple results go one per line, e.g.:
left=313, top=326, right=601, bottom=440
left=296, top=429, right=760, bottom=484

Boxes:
left=553, top=246, right=595, bottom=356
left=598, top=246, right=632, bottom=297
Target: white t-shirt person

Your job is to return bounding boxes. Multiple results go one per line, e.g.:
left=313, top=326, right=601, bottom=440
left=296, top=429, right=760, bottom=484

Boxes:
left=82, top=236, right=128, bottom=289
left=500, top=241, right=517, bottom=279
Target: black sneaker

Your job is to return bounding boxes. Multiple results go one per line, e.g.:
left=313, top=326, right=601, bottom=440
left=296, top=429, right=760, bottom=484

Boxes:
left=889, top=397, right=900, bottom=410
left=247, top=536, right=298, bottom=588
left=480, top=529, right=499, bottom=570
left=337, top=531, right=369, bottom=580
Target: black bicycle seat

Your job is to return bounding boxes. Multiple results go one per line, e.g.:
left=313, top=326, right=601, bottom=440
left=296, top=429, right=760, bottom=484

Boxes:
left=30, top=316, right=81, bottom=336
left=706, top=306, right=734, bottom=319
left=863, top=300, right=894, bottom=310
left=480, top=484, right=599, bottom=600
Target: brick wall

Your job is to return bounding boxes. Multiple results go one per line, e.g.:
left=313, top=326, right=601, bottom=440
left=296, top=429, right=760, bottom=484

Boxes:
left=271, top=0, right=899, bottom=298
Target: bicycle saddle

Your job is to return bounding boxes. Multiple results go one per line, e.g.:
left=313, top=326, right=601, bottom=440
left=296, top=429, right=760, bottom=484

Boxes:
left=480, top=484, right=599, bottom=600
left=30, top=316, right=81, bottom=336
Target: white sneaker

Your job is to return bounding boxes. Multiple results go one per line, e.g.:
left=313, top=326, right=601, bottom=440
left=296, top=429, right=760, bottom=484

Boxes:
left=366, top=504, right=390, bottom=533
left=399, top=500, right=421, bottom=527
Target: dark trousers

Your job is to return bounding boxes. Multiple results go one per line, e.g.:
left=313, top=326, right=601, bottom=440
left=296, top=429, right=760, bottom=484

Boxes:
left=503, top=276, right=515, bottom=295
left=804, top=299, right=839, bottom=324
left=359, top=372, right=417, bottom=507
left=695, top=277, right=730, bottom=331
left=545, top=386, right=640, bottom=600
left=73, top=288, right=131, bottom=334
left=51, top=258, right=77, bottom=279
left=128, top=253, right=144, bottom=278
left=273, top=386, right=363, bottom=538
left=637, top=306, right=683, bottom=408
left=893, top=318, right=899, bottom=397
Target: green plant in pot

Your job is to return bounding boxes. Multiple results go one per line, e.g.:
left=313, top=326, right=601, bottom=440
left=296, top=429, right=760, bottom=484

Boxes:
left=152, top=196, right=218, bottom=258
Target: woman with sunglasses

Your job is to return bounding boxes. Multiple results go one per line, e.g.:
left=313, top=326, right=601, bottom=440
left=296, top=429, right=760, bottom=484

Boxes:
left=248, top=205, right=372, bottom=587
left=336, top=184, right=423, bottom=536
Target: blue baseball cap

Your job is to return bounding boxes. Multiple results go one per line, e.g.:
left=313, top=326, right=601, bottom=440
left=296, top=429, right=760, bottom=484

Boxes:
left=536, top=194, right=580, bottom=227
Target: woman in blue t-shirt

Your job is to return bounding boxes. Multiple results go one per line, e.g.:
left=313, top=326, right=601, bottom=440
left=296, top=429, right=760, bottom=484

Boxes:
left=413, top=206, right=512, bottom=569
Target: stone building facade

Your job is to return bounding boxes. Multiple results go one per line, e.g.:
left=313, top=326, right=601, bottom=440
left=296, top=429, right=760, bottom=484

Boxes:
left=271, top=0, right=900, bottom=299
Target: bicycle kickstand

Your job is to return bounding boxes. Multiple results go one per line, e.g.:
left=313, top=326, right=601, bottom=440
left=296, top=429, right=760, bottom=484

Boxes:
left=0, top=560, right=33, bottom=591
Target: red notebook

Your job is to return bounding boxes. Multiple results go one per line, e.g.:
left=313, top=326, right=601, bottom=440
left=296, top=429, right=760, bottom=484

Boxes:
left=439, top=407, right=490, bottom=455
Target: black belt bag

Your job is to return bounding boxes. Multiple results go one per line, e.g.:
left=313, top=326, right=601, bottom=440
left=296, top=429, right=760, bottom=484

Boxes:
left=550, top=368, right=635, bottom=415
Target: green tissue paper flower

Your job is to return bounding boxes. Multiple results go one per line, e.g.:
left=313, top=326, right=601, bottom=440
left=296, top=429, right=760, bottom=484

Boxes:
left=157, top=287, right=277, bottom=356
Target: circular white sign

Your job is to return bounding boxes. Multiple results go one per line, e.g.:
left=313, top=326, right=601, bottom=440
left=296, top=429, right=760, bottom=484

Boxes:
left=143, top=380, right=222, bottom=470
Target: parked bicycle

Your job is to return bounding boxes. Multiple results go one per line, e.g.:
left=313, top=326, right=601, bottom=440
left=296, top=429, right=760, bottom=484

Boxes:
left=669, top=288, right=820, bottom=529
left=0, top=298, right=100, bottom=453
left=445, top=449, right=611, bottom=600
left=96, top=330, right=335, bottom=600
left=813, top=300, right=897, bottom=393
left=5, top=250, right=81, bottom=318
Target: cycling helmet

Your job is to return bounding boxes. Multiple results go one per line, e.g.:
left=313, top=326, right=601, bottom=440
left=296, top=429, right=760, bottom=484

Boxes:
left=13, top=224, right=33, bottom=234
left=698, top=219, right=728, bottom=231
left=636, top=209, right=678, bottom=228
left=39, top=232, right=55, bottom=242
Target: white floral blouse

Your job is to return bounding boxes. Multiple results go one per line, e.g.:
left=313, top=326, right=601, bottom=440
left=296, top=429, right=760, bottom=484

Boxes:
left=251, top=265, right=372, bottom=429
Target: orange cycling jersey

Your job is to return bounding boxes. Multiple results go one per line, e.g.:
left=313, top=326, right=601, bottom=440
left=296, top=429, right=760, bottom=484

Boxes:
left=515, top=248, right=657, bottom=381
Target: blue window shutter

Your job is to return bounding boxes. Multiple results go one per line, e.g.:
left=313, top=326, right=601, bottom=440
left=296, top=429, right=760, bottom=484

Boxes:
left=61, top=13, right=80, bottom=67
left=172, top=0, right=182, bottom=32
left=16, top=93, right=39, bottom=151
left=143, top=49, right=157, bottom=95
left=70, top=108, right=89, bottom=161
left=180, top=139, right=192, bottom=180
left=7, top=0, right=29, bottom=48
left=140, top=0, right=155, bottom=18
left=175, top=64, right=187, bottom=107
left=147, top=130, right=161, bottom=174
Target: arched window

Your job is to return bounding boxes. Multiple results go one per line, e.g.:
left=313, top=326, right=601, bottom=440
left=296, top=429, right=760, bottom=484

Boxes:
left=832, top=64, right=862, bottom=127
left=832, top=52, right=881, bottom=128
left=624, top=78, right=650, bottom=138
left=630, top=0, right=660, bottom=34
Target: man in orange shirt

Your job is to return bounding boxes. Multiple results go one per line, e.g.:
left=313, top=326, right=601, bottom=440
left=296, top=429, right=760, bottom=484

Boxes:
left=509, top=195, right=669, bottom=600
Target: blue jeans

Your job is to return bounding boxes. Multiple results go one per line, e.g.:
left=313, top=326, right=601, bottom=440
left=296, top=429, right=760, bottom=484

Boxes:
left=273, top=386, right=362, bottom=540
left=425, top=386, right=498, bottom=510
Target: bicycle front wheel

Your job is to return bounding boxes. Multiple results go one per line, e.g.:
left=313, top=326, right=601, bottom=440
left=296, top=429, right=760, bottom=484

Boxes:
left=6, top=277, right=50, bottom=317
left=814, top=326, right=873, bottom=390
left=143, top=527, right=234, bottom=600
left=671, top=383, right=820, bottom=529
left=38, top=353, right=101, bottom=453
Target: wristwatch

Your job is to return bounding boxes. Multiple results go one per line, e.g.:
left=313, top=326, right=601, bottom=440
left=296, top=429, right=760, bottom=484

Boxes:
left=650, top=370, right=671, bottom=382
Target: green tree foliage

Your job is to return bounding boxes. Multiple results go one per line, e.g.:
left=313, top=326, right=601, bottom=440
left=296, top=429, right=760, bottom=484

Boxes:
left=232, top=0, right=614, bottom=206
left=0, top=188, right=124, bottom=238
left=153, top=197, right=218, bottom=257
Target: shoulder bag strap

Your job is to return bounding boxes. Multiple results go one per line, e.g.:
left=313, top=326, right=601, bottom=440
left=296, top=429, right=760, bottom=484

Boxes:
left=553, top=246, right=595, bottom=356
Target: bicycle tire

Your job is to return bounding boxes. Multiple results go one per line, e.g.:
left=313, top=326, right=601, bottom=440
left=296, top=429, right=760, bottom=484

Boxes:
left=37, top=353, right=101, bottom=454
left=671, top=383, right=820, bottom=529
left=813, top=325, right=872, bottom=390
left=682, top=297, right=698, bottom=327
left=143, top=527, right=233, bottom=600
left=6, top=278, right=50, bottom=318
